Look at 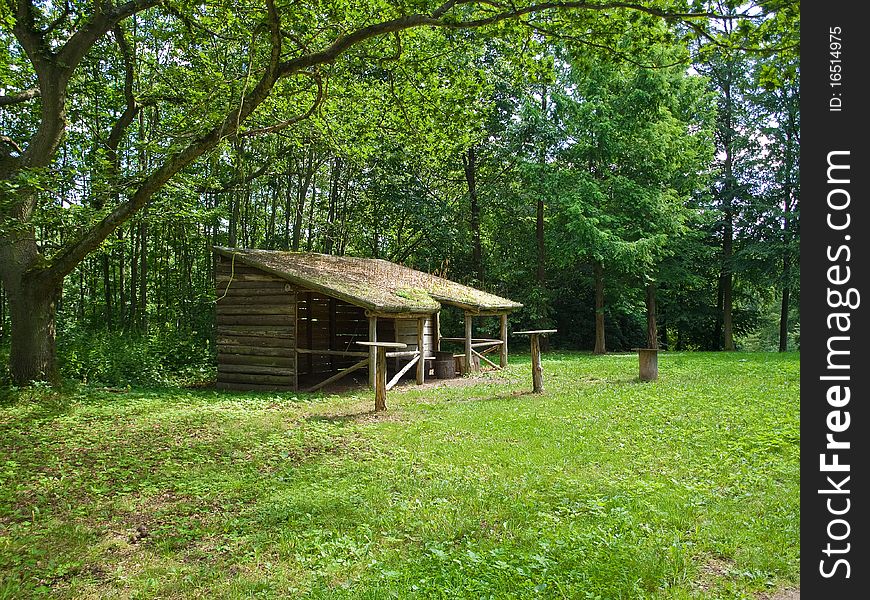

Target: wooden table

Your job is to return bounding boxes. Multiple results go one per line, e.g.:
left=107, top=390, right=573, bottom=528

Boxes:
left=514, top=330, right=557, bottom=393
left=356, top=341, right=408, bottom=411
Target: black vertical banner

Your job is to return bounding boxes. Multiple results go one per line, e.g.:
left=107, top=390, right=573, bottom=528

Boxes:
left=801, top=2, right=869, bottom=596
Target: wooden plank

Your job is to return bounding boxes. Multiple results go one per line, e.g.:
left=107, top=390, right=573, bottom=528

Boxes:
left=217, top=326, right=294, bottom=337
left=387, top=354, right=419, bottom=390
left=216, top=282, right=293, bottom=293
left=218, top=364, right=296, bottom=376
left=217, top=335, right=294, bottom=348
left=296, top=348, right=369, bottom=357
left=304, top=358, right=370, bottom=393
left=218, top=353, right=295, bottom=367
left=471, top=348, right=501, bottom=370
left=216, top=381, right=294, bottom=392
left=218, top=372, right=295, bottom=385
left=216, top=294, right=296, bottom=305
left=216, top=273, right=285, bottom=283
left=216, top=304, right=294, bottom=315
left=216, top=314, right=294, bottom=326
left=216, top=344, right=293, bottom=357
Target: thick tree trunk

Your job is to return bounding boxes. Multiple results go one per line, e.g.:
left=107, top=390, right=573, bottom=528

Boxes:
left=645, top=282, right=658, bottom=350
left=593, top=260, right=606, bottom=355
left=0, top=232, right=62, bottom=385
left=462, top=146, right=482, bottom=282
left=779, top=254, right=791, bottom=352
left=722, top=219, right=734, bottom=351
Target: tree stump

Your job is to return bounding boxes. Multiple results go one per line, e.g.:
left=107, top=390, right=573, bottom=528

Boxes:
left=635, top=348, right=659, bottom=381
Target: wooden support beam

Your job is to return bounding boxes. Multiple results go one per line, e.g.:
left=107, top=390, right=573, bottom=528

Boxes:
left=470, top=340, right=503, bottom=348
left=357, top=341, right=407, bottom=410
left=530, top=334, right=543, bottom=392
left=296, top=348, right=368, bottom=357
left=375, top=347, right=387, bottom=411
left=435, top=312, right=441, bottom=352
left=304, top=358, right=370, bottom=393
left=500, top=313, right=508, bottom=368
left=471, top=348, right=501, bottom=370
left=368, top=316, right=377, bottom=389
left=416, top=317, right=426, bottom=384
left=514, top=330, right=556, bottom=393
left=384, top=350, right=420, bottom=358
left=387, top=354, right=419, bottom=390
left=464, top=312, right=475, bottom=375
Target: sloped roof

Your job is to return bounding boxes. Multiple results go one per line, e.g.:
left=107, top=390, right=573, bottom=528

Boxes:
left=213, top=247, right=522, bottom=314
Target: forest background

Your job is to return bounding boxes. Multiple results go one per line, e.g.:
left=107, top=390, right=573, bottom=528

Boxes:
left=0, top=0, right=800, bottom=387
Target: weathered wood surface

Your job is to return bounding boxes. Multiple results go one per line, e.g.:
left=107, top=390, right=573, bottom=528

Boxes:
left=218, top=353, right=295, bottom=367
left=471, top=348, right=501, bottom=370
left=296, top=348, right=368, bottom=357
left=217, top=335, right=294, bottom=348
left=416, top=318, right=425, bottom=384
left=217, top=326, right=294, bottom=337
left=636, top=348, right=659, bottom=381
left=464, top=313, right=475, bottom=375
left=217, top=314, right=294, bottom=326
left=375, top=346, right=387, bottom=411
left=217, top=294, right=296, bottom=305
left=218, top=364, right=296, bottom=376
left=368, top=316, right=377, bottom=389
left=500, top=314, right=508, bottom=368
left=217, top=281, right=292, bottom=293
left=216, top=260, right=298, bottom=390
left=217, top=381, right=294, bottom=392
left=530, top=334, right=544, bottom=392
left=216, top=344, right=293, bottom=357
left=217, top=372, right=295, bottom=385
left=387, top=354, right=419, bottom=390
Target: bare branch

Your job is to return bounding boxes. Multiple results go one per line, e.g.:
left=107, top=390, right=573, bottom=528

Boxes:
left=1, top=136, right=25, bottom=155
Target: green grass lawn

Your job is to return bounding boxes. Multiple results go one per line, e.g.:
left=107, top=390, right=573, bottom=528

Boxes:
left=0, top=352, right=799, bottom=599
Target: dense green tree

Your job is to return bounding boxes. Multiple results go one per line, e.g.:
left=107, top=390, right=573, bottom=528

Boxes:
left=1, top=0, right=796, bottom=383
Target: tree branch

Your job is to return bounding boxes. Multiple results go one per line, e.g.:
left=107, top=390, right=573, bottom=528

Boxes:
left=39, top=0, right=282, bottom=283
left=238, top=73, right=323, bottom=138
left=0, top=88, right=41, bottom=107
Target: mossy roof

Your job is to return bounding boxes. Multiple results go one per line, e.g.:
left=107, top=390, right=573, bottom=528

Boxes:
left=213, top=247, right=522, bottom=314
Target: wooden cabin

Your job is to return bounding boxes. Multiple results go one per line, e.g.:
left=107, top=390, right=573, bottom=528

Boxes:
left=213, top=247, right=522, bottom=392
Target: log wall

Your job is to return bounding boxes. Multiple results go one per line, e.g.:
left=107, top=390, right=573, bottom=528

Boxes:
left=214, top=254, right=438, bottom=391
left=215, top=255, right=298, bottom=391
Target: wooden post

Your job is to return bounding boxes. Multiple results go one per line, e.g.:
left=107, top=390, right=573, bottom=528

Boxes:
left=435, top=312, right=441, bottom=352
left=357, top=341, right=407, bottom=411
left=368, top=316, right=377, bottom=389
left=530, top=334, right=543, bottom=392
left=514, top=330, right=557, bottom=394
left=499, top=313, right=508, bottom=368
left=375, top=347, right=387, bottom=411
left=416, top=317, right=425, bottom=384
left=464, top=312, right=474, bottom=375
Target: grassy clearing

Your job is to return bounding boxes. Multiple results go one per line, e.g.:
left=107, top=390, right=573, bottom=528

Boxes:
left=0, top=352, right=799, bottom=599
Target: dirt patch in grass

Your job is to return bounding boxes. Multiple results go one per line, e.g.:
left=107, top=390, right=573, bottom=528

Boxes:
left=759, top=588, right=800, bottom=600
